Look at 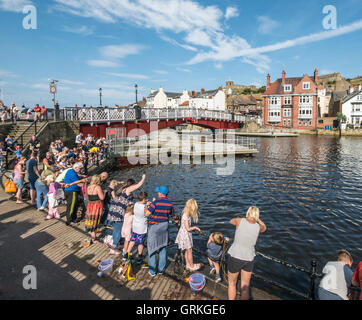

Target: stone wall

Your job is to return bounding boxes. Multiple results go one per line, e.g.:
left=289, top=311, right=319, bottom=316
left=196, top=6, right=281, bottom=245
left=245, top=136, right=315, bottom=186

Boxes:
left=36, top=121, right=80, bottom=155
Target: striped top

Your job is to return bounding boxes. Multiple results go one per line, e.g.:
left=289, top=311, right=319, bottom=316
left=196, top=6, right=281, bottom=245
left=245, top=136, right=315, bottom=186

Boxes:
left=148, top=197, right=175, bottom=225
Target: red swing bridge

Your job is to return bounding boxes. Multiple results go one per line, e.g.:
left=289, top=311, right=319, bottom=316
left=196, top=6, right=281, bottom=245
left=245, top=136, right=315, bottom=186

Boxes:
left=61, top=107, right=246, bottom=138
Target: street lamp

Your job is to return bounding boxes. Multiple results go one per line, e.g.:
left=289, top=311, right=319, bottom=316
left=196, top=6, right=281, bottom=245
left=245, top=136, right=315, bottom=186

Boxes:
left=99, top=88, right=103, bottom=107
left=135, top=84, right=138, bottom=104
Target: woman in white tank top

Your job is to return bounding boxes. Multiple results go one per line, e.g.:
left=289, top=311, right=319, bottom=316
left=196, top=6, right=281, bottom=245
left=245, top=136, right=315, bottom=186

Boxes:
left=227, top=206, right=267, bottom=300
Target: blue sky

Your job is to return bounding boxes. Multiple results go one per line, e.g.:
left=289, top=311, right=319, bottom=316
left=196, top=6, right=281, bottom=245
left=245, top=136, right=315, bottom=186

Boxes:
left=0, top=0, right=361, bottom=107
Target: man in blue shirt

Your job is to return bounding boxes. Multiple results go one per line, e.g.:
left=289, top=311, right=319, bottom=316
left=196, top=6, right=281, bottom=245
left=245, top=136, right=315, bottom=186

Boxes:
left=26, top=152, right=40, bottom=205
left=64, top=162, right=84, bottom=226
left=146, top=186, right=177, bottom=276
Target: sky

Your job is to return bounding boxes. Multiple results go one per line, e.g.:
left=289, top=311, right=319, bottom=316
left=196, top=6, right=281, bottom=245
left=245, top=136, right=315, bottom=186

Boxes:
left=0, top=0, right=361, bottom=107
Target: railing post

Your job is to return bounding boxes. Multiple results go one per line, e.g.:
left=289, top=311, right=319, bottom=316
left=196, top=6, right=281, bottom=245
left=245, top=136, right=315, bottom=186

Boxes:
left=309, top=260, right=317, bottom=300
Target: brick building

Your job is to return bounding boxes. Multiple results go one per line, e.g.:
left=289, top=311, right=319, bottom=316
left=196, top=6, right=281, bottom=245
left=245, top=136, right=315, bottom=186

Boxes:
left=262, top=69, right=320, bottom=129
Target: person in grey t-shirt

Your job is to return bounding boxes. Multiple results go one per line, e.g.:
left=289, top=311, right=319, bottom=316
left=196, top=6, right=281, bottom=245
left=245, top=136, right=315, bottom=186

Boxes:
left=318, top=250, right=354, bottom=300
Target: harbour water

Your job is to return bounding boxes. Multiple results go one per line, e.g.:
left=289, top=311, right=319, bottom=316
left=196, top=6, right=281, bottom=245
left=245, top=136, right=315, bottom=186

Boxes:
left=111, top=135, right=362, bottom=297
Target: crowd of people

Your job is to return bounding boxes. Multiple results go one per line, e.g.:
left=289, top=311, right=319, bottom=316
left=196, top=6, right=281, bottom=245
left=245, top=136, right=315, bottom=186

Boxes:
left=2, top=124, right=361, bottom=300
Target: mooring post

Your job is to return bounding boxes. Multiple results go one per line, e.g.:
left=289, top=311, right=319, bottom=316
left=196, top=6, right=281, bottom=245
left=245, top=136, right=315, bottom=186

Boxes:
left=309, top=260, right=317, bottom=300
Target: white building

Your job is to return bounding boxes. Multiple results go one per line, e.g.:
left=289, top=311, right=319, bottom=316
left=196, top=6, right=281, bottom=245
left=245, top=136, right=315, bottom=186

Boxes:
left=342, top=85, right=362, bottom=127
left=146, top=87, right=189, bottom=109
left=189, top=88, right=226, bottom=111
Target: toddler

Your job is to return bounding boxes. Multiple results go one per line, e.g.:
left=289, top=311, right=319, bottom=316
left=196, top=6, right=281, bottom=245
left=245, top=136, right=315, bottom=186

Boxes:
left=121, top=204, right=134, bottom=261
left=207, top=232, right=229, bottom=283
left=46, top=175, right=63, bottom=220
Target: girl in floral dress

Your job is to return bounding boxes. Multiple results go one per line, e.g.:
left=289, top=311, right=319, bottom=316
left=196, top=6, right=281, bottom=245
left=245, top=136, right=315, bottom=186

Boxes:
left=175, top=199, right=201, bottom=271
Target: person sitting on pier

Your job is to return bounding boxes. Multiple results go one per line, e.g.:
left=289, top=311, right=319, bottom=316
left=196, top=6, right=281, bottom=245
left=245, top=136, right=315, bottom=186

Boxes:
left=175, top=199, right=201, bottom=272
left=207, top=232, right=229, bottom=283
left=227, top=206, right=267, bottom=300
left=145, top=186, right=177, bottom=277
left=318, top=250, right=354, bottom=300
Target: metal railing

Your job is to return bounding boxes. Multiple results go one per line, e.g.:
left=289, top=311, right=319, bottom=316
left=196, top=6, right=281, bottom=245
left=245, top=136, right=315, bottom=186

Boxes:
left=169, top=223, right=322, bottom=300
left=4, top=120, right=47, bottom=169
left=55, top=107, right=246, bottom=124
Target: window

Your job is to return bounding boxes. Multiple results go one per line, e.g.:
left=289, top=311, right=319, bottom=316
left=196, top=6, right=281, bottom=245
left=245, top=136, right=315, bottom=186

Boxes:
left=284, top=85, right=292, bottom=92
left=269, top=96, right=281, bottom=105
left=283, top=108, right=291, bottom=117
left=299, top=120, right=302, bottom=126
left=303, top=82, right=310, bottom=90
left=299, top=95, right=313, bottom=104
left=357, top=95, right=362, bottom=101
left=288, top=119, right=291, bottom=126
left=283, top=119, right=286, bottom=126
left=284, top=96, right=292, bottom=105
left=309, top=120, right=312, bottom=126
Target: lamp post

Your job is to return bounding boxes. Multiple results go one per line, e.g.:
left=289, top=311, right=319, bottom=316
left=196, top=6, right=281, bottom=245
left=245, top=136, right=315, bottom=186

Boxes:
left=135, top=84, right=138, bottom=104
left=99, top=88, right=103, bottom=107
left=48, top=79, right=59, bottom=121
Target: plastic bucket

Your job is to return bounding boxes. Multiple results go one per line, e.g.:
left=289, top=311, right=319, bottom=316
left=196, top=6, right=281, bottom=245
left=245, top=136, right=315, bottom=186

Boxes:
left=189, top=273, right=206, bottom=296
left=98, top=259, right=114, bottom=276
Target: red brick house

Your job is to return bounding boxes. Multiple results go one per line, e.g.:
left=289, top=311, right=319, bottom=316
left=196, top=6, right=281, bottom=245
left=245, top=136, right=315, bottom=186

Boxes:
left=262, top=69, right=319, bottom=129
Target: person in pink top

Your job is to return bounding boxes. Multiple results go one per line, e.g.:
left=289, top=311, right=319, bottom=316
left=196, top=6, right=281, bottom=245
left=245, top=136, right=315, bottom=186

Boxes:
left=13, top=157, right=27, bottom=204
left=45, top=175, right=63, bottom=220
left=121, top=204, right=134, bottom=261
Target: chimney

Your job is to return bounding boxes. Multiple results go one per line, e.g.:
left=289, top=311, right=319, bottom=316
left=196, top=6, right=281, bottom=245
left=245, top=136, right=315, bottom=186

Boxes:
left=282, top=70, right=286, bottom=85
left=201, top=88, right=205, bottom=93
left=150, top=88, right=155, bottom=94
left=314, top=68, right=319, bottom=83
left=349, top=86, right=355, bottom=95
left=357, top=84, right=362, bottom=92
left=267, top=74, right=271, bottom=88
left=192, top=90, right=196, bottom=97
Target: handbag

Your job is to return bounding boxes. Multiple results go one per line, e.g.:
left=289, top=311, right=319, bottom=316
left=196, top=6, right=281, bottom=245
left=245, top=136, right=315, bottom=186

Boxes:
left=55, top=188, right=65, bottom=200
left=5, top=179, right=17, bottom=193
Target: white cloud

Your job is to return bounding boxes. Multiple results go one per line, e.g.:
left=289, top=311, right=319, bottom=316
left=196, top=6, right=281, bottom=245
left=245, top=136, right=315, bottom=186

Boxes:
left=61, top=79, right=85, bottom=85
left=62, top=25, right=94, bottom=36
left=87, top=60, right=120, bottom=68
left=184, top=29, right=213, bottom=47
left=32, top=83, right=49, bottom=90
left=101, top=44, right=146, bottom=59
left=153, top=70, right=168, bottom=75
left=0, top=0, right=32, bottom=12
left=188, top=19, right=362, bottom=66
left=257, top=16, right=280, bottom=35
left=107, top=73, right=149, bottom=80
left=160, top=35, right=198, bottom=52
left=0, top=69, right=19, bottom=78
left=53, top=0, right=362, bottom=74
left=176, top=67, right=191, bottom=73
left=225, top=7, right=239, bottom=20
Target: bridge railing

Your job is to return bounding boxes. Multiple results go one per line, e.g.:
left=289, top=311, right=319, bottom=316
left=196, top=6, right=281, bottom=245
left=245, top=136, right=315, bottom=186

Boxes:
left=58, top=107, right=246, bottom=124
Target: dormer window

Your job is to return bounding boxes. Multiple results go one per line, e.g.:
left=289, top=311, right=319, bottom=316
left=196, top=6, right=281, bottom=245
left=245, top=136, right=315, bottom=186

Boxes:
left=284, top=85, right=292, bottom=92
left=303, top=82, right=310, bottom=90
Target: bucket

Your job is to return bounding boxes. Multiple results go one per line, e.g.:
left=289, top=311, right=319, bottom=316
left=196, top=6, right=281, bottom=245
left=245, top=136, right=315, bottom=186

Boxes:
left=98, top=259, right=114, bottom=277
left=189, top=273, right=206, bottom=296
